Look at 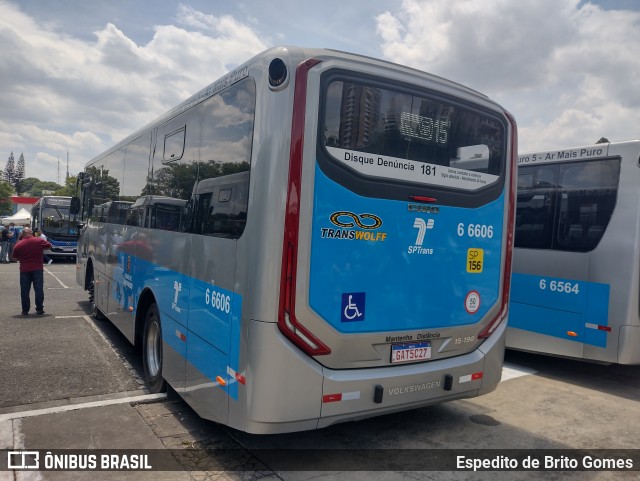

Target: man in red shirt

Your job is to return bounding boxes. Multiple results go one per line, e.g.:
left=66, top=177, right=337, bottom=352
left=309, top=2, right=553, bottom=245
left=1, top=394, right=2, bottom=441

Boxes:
left=12, top=227, right=52, bottom=315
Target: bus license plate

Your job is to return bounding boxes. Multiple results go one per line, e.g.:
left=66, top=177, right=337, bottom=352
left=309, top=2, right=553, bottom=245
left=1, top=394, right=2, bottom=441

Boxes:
left=391, top=342, right=431, bottom=364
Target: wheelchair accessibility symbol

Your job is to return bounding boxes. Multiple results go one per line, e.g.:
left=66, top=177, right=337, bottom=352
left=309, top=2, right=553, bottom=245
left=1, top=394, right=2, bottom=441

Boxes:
left=341, top=292, right=366, bottom=322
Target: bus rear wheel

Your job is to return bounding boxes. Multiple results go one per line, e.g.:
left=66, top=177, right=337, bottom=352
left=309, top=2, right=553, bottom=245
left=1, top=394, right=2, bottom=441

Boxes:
left=142, top=303, right=167, bottom=393
left=88, top=271, right=106, bottom=320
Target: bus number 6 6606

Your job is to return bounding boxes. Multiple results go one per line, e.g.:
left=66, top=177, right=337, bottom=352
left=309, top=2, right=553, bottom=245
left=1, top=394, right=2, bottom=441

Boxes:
left=205, top=288, right=231, bottom=313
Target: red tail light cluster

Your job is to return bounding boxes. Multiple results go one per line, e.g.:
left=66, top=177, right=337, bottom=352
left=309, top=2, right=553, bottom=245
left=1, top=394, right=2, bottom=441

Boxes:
left=277, top=58, right=331, bottom=356
left=478, top=111, right=518, bottom=339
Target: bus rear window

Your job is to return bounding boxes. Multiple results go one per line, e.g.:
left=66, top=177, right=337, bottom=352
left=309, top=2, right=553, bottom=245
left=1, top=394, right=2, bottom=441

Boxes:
left=322, top=79, right=505, bottom=191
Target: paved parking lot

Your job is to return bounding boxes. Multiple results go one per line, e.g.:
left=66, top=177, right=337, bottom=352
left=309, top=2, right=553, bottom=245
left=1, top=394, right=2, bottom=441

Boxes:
left=0, top=261, right=638, bottom=480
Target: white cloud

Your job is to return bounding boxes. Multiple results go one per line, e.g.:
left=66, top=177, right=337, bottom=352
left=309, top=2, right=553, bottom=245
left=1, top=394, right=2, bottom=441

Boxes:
left=0, top=1, right=268, bottom=183
left=375, top=0, right=640, bottom=151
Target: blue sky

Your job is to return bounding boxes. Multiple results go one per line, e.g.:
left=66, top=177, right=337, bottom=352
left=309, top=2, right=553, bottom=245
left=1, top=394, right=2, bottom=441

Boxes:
left=1, top=0, right=638, bottom=183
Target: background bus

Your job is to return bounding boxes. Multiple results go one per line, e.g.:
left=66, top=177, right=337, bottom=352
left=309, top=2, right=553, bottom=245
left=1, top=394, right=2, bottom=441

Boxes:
left=508, top=140, right=640, bottom=364
left=125, top=196, right=186, bottom=232
left=31, top=195, right=78, bottom=261
left=74, top=46, right=517, bottom=434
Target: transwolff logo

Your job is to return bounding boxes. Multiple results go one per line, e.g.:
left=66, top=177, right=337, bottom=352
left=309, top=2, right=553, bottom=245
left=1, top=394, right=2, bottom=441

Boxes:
left=321, top=211, right=387, bottom=242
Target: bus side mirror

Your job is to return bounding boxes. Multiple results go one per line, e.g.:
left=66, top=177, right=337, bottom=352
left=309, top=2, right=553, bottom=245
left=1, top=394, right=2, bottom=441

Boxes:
left=70, top=197, right=81, bottom=215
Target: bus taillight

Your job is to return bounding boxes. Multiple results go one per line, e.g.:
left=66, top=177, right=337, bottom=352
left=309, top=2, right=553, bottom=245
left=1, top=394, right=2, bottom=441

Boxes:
left=479, top=111, right=517, bottom=339
left=279, top=240, right=331, bottom=355
left=277, top=57, right=331, bottom=356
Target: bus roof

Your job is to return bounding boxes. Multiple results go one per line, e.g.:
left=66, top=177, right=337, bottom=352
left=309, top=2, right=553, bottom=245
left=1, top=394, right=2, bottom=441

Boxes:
left=518, top=139, right=640, bottom=166
left=83, top=46, right=506, bottom=171
left=131, top=196, right=187, bottom=208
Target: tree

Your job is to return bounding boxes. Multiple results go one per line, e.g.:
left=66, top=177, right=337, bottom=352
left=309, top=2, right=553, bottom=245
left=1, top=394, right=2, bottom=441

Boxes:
left=148, top=160, right=250, bottom=199
left=3, top=152, right=15, bottom=186
left=55, top=175, right=78, bottom=197
left=15, top=177, right=63, bottom=197
left=596, top=137, right=610, bottom=144
left=15, top=153, right=25, bottom=185
left=0, top=180, right=13, bottom=215
left=38, top=181, right=63, bottom=194
left=85, top=166, right=120, bottom=204
left=15, top=177, right=41, bottom=196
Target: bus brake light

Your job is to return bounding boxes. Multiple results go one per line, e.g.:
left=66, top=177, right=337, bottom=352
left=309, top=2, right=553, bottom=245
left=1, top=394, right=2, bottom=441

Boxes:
left=409, top=195, right=438, bottom=203
left=277, top=57, right=330, bottom=357
left=478, top=111, right=517, bottom=339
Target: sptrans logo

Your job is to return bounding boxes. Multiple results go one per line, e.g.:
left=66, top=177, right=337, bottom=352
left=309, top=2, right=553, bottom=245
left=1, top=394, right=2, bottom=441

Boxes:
left=408, top=218, right=434, bottom=255
left=320, top=211, right=387, bottom=242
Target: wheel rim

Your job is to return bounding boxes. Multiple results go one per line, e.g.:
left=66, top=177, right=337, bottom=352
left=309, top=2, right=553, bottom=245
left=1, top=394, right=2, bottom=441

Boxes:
left=146, top=317, right=161, bottom=377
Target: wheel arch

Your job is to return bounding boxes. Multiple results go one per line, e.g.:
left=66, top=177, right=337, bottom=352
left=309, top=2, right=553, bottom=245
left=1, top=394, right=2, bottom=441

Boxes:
left=135, top=287, right=157, bottom=349
left=83, top=258, right=94, bottom=291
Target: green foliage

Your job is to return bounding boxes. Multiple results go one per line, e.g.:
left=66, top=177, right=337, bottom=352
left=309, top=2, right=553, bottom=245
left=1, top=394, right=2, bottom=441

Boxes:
left=0, top=181, right=14, bottom=215
left=148, top=160, right=249, bottom=199
left=16, top=177, right=39, bottom=195
left=85, top=166, right=121, bottom=204
left=55, top=175, right=79, bottom=197
left=16, top=177, right=64, bottom=197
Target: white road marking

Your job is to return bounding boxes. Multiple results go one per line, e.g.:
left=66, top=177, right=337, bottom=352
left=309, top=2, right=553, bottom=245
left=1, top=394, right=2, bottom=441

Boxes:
left=0, top=419, right=12, bottom=449
left=0, top=393, right=166, bottom=423
left=501, top=362, right=537, bottom=381
left=44, top=267, right=68, bottom=288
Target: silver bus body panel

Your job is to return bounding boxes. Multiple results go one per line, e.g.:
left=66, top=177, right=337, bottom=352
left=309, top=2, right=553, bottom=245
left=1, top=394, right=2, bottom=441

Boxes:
left=233, top=318, right=506, bottom=434
left=509, top=140, right=640, bottom=364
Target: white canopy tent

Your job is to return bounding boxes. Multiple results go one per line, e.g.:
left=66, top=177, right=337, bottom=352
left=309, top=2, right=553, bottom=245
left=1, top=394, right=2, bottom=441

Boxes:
left=3, top=208, right=31, bottom=225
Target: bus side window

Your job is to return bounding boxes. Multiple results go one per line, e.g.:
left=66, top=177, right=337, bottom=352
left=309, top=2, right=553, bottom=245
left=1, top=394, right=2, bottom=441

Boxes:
left=514, top=165, right=558, bottom=249
left=232, top=181, right=249, bottom=237
left=555, top=159, right=620, bottom=252
left=198, top=184, right=241, bottom=238
left=126, top=207, right=138, bottom=226
left=154, top=206, right=181, bottom=231
left=212, top=187, right=235, bottom=237
left=180, top=199, right=194, bottom=233
left=196, top=193, right=213, bottom=235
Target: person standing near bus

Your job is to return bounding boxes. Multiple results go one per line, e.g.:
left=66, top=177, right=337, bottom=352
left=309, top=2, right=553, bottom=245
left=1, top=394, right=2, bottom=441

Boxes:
left=0, top=225, right=10, bottom=263
left=8, top=222, right=21, bottom=262
left=12, top=227, right=52, bottom=315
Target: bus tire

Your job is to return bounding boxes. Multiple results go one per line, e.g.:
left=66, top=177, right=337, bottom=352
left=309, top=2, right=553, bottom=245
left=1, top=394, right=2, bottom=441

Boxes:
left=88, top=271, right=106, bottom=321
left=142, top=303, right=167, bottom=393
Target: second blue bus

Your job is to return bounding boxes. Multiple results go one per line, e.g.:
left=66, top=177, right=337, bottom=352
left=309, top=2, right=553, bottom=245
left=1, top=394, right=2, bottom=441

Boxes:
left=31, top=196, right=78, bottom=261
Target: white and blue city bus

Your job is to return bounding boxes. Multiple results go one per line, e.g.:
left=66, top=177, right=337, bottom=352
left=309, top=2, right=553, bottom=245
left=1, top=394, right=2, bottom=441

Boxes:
left=508, top=140, right=640, bottom=364
left=30, top=196, right=78, bottom=261
left=73, top=46, right=517, bottom=434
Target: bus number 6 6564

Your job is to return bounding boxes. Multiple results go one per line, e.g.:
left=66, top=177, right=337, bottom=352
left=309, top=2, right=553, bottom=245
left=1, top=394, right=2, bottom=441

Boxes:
left=539, top=279, right=580, bottom=294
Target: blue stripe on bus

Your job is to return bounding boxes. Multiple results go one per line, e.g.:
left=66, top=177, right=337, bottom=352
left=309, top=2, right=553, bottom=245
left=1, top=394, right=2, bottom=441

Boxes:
left=48, top=239, right=77, bottom=247
left=309, top=165, right=505, bottom=333
left=111, top=254, right=242, bottom=400
left=509, top=273, right=610, bottom=347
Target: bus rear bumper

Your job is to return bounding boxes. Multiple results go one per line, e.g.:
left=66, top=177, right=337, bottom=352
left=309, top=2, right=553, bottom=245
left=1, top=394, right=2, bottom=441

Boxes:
left=242, top=319, right=506, bottom=434
left=317, top=320, right=506, bottom=429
